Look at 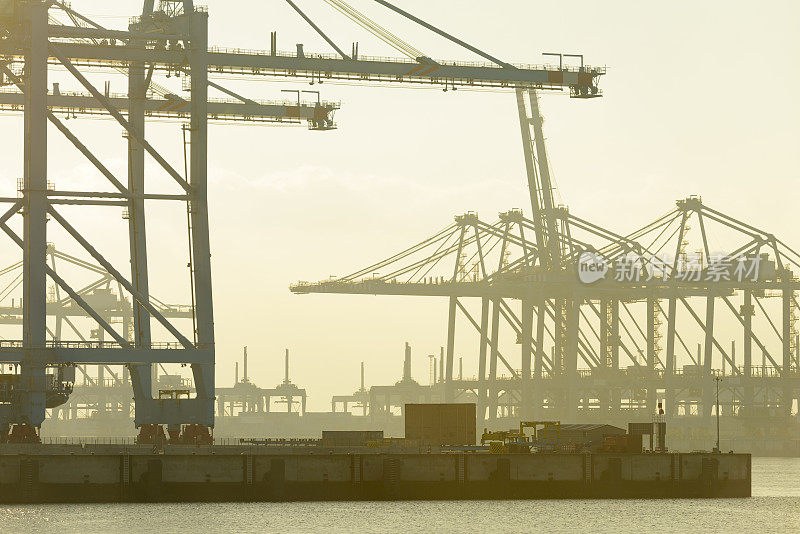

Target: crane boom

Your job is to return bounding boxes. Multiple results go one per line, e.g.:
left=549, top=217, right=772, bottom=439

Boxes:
left=0, top=28, right=604, bottom=94
left=0, top=89, right=338, bottom=125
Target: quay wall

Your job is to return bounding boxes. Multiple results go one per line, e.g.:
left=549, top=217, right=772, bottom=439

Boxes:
left=0, top=445, right=750, bottom=502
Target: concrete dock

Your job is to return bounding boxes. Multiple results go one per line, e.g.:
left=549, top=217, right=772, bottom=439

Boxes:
left=0, top=445, right=750, bottom=502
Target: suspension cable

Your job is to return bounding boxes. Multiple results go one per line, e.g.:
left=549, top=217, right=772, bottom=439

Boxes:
left=322, top=0, right=425, bottom=59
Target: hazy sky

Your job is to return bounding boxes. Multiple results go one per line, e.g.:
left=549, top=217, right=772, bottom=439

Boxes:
left=0, top=1, right=798, bottom=410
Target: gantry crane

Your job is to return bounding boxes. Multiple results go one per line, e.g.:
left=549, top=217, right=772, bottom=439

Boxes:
left=289, top=4, right=800, bottom=449
left=293, top=182, right=800, bottom=445
left=0, top=0, right=601, bottom=442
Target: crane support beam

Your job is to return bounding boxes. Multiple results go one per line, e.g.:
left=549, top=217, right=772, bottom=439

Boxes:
left=0, top=91, right=339, bottom=123
left=290, top=281, right=780, bottom=299
left=19, top=0, right=49, bottom=428
left=47, top=24, right=186, bottom=42
left=0, top=306, right=193, bottom=320
left=0, top=43, right=604, bottom=92
left=0, top=348, right=212, bottom=365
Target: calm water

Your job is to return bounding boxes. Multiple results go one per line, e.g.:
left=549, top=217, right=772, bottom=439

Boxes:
left=1, top=457, right=798, bottom=534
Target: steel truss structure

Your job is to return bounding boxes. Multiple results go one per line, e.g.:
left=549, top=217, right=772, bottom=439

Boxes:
left=0, top=0, right=599, bottom=441
left=0, top=243, right=193, bottom=418
left=293, top=88, right=800, bottom=440
left=0, top=0, right=222, bottom=442
left=0, top=244, right=193, bottom=341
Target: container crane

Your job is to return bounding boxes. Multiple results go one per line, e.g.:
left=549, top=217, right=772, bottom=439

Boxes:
left=0, top=0, right=603, bottom=443
left=286, top=4, right=799, bottom=446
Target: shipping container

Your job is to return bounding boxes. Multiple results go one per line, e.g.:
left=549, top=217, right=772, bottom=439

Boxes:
left=404, top=403, right=476, bottom=446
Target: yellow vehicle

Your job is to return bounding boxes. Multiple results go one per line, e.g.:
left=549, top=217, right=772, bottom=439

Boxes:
left=481, top=430, right=530, bottom=453
left=519, top=421, right=561, bottom=443
left=482, top=421, right=563, bottom=453
left=480, top=429, right=514, bottom=446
